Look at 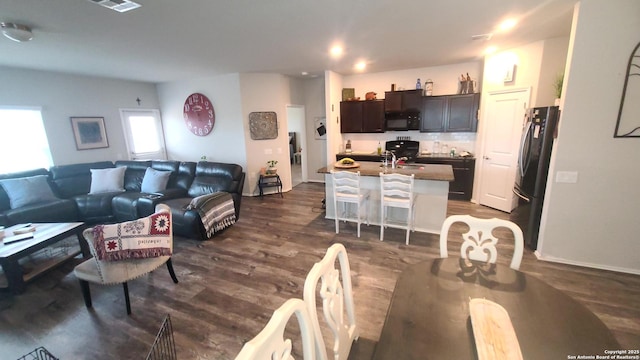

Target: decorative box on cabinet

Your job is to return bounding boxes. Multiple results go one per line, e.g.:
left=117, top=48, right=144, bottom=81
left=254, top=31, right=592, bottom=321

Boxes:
left=340, top=100, right=385, bottom=133
left=420, top=93, right=480, bottom=133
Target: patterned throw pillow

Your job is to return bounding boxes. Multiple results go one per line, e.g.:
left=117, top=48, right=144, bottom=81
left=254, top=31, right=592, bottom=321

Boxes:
left=92, top=211, right=172, bottom=261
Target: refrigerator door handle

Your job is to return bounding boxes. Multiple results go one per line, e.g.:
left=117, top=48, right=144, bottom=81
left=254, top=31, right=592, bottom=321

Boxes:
left=518, top=120, right=533, bottom=178
left=513, top=185, right=531, bottom=202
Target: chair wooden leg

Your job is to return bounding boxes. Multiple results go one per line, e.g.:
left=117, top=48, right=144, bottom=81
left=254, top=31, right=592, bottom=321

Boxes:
left=166, top=258, right=179, bottom=284
left=380, top=205, right=385, bottom=241
left=79, top=279, right=92, bottom=309
left=123, top=282, right=131, bottom=315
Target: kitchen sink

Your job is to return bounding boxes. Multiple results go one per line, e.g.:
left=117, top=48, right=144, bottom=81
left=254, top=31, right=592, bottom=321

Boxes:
left=379, top=164, right=425, bottom=170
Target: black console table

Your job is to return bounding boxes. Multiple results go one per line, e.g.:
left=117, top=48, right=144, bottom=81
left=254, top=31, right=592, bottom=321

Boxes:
left=258, top=173, right=283, bottom=197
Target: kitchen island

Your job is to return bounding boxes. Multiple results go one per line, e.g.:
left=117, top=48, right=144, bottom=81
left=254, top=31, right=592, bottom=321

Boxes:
left=318, top=162, right=454, bottom=235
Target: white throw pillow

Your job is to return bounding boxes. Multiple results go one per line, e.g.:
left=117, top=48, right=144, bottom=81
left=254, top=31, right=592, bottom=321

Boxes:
left=89, top=167, right=126, bottom=194
left=0, top=175, right=59, bottom=209
left=141, top=167, right=171, bottom=193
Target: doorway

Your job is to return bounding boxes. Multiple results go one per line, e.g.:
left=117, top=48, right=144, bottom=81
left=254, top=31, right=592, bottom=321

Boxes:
left=287, top=105, right=306, bottom=187
left=477, top=88, right=530, bottom=212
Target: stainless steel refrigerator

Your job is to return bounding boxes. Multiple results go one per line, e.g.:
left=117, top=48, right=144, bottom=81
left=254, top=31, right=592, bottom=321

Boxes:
left=512, top=106, right=559, bottom=250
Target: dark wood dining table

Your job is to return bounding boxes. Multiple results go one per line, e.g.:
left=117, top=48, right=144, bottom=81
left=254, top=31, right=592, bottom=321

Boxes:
left=372, top=258, right=620, bottom=359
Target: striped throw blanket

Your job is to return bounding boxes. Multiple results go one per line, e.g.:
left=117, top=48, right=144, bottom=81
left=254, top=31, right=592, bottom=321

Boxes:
left=186, top=192, right=236, bottom=238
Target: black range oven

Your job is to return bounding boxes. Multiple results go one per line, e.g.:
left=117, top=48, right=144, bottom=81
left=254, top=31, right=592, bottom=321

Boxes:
left=385, top=140, right=420, bottom=161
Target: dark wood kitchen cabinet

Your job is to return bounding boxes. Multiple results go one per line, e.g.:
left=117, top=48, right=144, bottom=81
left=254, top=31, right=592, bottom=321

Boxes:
left=420, top=93, right=480, bottom=133
left=384, top=89, right=423, bottom=113
left=414, top=157, right=476, bottom=200
left=340, top=100, right=385, bottom=133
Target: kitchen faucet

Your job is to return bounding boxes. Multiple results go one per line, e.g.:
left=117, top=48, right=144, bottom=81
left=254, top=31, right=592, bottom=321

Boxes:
left=390, top=151, right=397, bottom=169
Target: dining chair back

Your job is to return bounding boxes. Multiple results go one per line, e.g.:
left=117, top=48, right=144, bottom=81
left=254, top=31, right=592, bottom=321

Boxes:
left=234, top=298, right=318, bottom=360
left=331, top=170, right=369, bottom=237
left=439, top=214, right=524, bottom=270
left=303, top=243, right=358, bottom=360
left=379, top=172, right=416, bottom=245
left=74, top=204, right=179, bottom=315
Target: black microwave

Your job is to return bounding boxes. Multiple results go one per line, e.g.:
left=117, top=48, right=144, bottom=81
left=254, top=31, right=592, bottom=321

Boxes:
left=385, top=112, right=420, bottom=131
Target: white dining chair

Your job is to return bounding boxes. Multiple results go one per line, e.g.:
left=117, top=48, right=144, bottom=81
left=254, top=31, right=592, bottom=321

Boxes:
left=234, top=298, right=319, bottom=360
left=303, top=243, right=358, bottom=360
left=331, top=170, right=369, bottom=237
left=439, top=214, right=525, bottom=270
left=379, top=172, right=416, bottom=245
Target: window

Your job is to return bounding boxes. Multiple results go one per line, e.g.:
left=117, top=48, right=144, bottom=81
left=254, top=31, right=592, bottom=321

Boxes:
left=0, top=107, right=53, bottom=174
left=120, top=109, right=167, bottom=160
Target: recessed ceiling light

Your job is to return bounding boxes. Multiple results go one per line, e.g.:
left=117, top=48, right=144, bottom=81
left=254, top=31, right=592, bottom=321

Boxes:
left=330, top=45, right=343, bottom=58
left=485, top=46, right=498, bottom=55
left=498, top=18, right=517, bottom=32
left=471, top=33, right=493, bottom=41
left=354, top=61, right=367, bottom=71
left=1, top=22, right=33, bottom=42
left=301, top=71, right=308, bottom=76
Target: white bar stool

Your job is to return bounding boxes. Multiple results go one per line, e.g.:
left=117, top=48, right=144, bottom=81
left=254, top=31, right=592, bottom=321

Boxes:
left=379, top=172, right=416, bottom=245
left=331, top=170, right=370, bottom=237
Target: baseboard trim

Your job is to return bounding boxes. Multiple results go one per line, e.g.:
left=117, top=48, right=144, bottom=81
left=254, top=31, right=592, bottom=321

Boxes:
left=535, top=252, right=640, bottom=275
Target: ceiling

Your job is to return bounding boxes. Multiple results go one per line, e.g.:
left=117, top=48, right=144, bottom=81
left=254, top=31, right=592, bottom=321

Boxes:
left=0, top=0, right=576, bottom=84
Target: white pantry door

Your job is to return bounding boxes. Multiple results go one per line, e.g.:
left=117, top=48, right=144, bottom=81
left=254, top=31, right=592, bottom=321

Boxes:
left=120, top=109, right=167, bottom=160
left=478, top=88, right=530, bottom=212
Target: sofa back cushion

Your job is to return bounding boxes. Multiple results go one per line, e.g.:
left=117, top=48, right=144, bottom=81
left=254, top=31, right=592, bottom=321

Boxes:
left=166, top=161, right=196, bottom=190
left=115, top=160, right=151, bottom=192
left=0, top=174, right=59, bottom=209
left=188, top=161, right=244, bottom=197
left=0, top=168, right=51, bottom=211
left=49, top=161, right=114, bottom=198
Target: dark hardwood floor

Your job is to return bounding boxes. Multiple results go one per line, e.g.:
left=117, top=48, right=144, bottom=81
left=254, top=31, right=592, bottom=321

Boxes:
left=1, top=182, right=638, bottom=359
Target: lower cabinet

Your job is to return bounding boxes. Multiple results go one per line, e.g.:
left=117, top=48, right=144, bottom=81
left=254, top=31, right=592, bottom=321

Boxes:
left=414, top=157, right=475, bottom=200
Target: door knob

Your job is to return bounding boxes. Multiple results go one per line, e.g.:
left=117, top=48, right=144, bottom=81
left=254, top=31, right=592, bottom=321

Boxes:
left=483, top=156, right=491, bottom=160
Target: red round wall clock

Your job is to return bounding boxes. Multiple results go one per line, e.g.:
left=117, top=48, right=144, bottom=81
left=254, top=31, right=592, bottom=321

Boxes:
left=183, top=93, right=215, bottom=136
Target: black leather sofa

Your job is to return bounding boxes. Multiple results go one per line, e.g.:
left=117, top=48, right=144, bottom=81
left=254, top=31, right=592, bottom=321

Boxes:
left=0, top=168, right=79, bottom=226
left=0, top=160, right=245, bottom=240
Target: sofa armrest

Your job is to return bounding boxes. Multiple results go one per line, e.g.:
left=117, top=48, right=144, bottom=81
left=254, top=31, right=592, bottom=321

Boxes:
left=137, top=188, right=187, bottom=217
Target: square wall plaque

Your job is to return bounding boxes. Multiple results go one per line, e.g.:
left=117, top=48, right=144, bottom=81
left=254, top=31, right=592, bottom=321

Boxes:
left=249, top=112, right=278, bottom=140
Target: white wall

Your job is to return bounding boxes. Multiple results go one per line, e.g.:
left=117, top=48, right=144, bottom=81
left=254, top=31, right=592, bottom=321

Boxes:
left=538, top=37, right=570, bottom=106
left=325, top=71, right=344, bottom=168
left=0, top=67, right=159, bottom=166
left=538, top=0, right=640, bottom=274
left=303, top=77, right=327, bottom=183
left=344, top=62, right=483, bottom=99
left=239, top=73, right=293, bottom=195
left=156, top=73, right=246, bottom=167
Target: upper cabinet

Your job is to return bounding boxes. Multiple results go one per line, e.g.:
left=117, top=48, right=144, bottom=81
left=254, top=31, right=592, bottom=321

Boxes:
left=420, top=93, right=480, bottom=133
left=340, top=100, right=385, bottom=133
left=384, top=89, right=423, bottom=113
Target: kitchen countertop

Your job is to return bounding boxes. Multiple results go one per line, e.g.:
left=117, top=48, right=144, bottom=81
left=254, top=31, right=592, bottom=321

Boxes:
left=336, top=152, right=475, bottom=160
left=318, top=161, right=454, bottom=181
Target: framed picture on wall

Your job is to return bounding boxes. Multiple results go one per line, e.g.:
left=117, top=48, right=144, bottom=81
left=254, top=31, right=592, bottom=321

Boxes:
left=70, top=117, right=109, bottom=150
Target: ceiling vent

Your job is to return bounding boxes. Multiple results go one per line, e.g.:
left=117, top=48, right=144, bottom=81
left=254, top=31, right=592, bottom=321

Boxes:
left=88, top=0, right=141, bottom=13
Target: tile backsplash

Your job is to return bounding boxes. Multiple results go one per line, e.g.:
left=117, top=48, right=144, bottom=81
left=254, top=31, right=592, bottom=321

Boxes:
left=341, top=132, right=477, bottom=155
